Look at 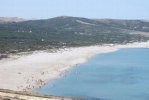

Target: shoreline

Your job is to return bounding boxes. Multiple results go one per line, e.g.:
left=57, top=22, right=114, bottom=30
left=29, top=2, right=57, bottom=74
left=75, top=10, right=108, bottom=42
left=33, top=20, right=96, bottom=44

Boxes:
left=0, top=41, right=149, bottom=92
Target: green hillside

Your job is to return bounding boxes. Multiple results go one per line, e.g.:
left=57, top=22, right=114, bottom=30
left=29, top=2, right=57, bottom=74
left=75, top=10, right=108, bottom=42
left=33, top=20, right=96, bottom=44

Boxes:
left=0, top=16, right=149, bottom=53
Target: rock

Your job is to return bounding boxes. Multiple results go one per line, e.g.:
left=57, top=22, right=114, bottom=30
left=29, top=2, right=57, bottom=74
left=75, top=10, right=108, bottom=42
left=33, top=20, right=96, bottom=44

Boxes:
left=0, top=54, right=8, bottom=60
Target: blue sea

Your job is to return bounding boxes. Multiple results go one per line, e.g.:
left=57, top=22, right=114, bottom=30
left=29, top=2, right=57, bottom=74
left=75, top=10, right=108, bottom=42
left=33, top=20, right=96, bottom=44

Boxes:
left=36, top=48, right=149, bottom=100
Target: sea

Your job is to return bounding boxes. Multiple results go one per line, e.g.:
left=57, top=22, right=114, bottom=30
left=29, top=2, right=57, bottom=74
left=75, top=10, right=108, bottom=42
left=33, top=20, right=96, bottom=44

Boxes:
left=36, top=48, right=149, bottom=100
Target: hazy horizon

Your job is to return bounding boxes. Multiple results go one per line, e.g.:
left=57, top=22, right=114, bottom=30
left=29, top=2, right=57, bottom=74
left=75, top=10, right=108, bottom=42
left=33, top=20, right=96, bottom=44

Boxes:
left=1, top=16, right=149, bottom=21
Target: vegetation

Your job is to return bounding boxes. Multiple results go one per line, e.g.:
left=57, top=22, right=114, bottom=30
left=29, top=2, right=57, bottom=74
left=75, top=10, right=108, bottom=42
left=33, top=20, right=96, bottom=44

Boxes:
left=0, top=16, right=149, bottom=54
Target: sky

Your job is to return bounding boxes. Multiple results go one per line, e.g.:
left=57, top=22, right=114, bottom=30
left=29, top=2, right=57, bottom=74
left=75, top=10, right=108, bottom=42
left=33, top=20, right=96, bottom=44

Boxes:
left=0, top=0, right=149, bottom=19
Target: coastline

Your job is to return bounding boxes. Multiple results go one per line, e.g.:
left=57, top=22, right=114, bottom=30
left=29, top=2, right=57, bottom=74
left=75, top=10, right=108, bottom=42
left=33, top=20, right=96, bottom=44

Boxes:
left=0, top=41, right=149, bottom=91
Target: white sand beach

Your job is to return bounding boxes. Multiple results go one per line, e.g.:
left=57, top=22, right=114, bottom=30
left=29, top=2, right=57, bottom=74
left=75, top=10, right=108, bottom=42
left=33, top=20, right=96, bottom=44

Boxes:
left=0, top=41, right=149, bottom=91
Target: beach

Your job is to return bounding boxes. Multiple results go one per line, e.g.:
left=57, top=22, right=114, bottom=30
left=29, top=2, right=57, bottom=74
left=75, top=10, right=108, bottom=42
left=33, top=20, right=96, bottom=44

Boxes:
left=0, top=41, right=149, bottom=91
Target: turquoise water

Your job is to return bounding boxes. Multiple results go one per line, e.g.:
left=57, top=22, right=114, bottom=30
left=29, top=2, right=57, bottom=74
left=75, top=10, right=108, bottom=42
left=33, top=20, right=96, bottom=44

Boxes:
left=36, top=48, right=149, bottom=100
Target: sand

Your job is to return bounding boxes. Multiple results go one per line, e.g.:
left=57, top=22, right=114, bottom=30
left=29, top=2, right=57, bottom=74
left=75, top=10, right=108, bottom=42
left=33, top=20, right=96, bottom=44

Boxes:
left=0, top=41, right=149, bottom=91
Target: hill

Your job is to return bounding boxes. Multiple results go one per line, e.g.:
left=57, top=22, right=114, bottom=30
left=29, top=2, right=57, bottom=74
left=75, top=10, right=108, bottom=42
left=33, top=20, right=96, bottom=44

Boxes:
left=0, top=17, right=28, bottom=23
left=0, top=16, right=149, bottom=53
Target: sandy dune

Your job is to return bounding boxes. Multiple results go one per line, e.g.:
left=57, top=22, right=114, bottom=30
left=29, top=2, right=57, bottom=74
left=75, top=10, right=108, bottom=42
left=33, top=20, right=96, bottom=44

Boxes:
left=0, top=41, right=149, bottom=91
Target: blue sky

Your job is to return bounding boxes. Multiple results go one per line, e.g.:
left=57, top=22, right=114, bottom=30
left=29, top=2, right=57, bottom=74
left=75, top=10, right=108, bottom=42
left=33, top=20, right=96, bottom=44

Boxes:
left=0, top=0, right=149, bottom=19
